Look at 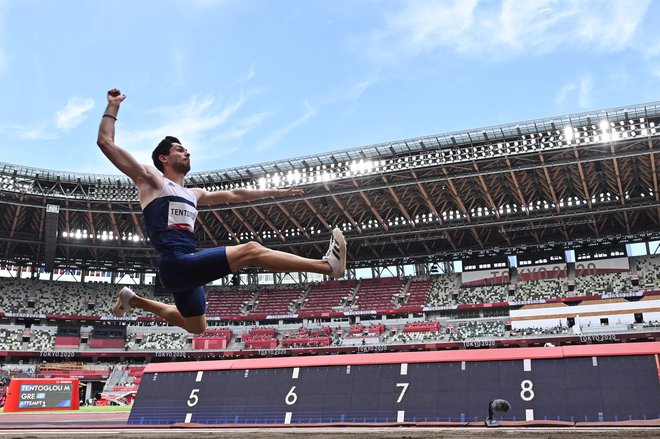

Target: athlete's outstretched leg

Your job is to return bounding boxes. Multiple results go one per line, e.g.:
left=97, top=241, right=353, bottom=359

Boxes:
left=112, top=287, right=207, bottom=334
left=227, top=228, right=347, bottom=277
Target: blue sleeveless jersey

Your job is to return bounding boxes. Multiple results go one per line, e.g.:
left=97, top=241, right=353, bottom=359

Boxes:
left=142, top=178, right=199, bottom=253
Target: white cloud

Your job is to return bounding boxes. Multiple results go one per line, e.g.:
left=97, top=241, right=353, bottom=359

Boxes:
left=254, top=77, right=377, bottom=153
left=1, top=123, right=56, bottom=140
left=577, top=75, right=592, bottom=108
left=556, top=84, right=574, bottom=106
left=256, top=102, right=317, bottom=152
left=189, top=110, right=276, bottom=165
left=116, top=94, right=246, bottom=165
left=339, top=78, right=377, bottom=103
left=150, top=94, right=244, bottom=136
left=211, top=110, right=273, bottom=143
left=382, top=0, right=479, bottom=57
left=18, top=126, right=57, bottom=140
left=56, top=97, right=95, bottom=132
left=167, top=47, right=186, bottom=88
left=555, top=74, right=593, bottom=108
left=111, top=76, right=376, bottom=168
left=1, top=95, right=95, bottom=143
left=234, top=64, right=256, bottom=86
left=366, top=0, right=652, bottom=61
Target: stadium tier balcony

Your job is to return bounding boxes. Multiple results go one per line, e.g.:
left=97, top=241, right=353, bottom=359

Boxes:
left=54, top=332, right=80, bottom=349
left=390, top=322, right=444, bottom=343
left=27, top=326, right=56, bottom=351
left=389, top=321, right=444, bottom=344
left=643, top=319, right=660, bottom=328
left=205, top=288, right=254, bottom=318
left=281, top=326, right=332, bottom=348
left=425, top=274, right=459, bottom=307
left=299, top=280, right=358, bottom=313
left=132, top=331, right=188, bottom=351
left=345, top=323, right=383, bottom=335
left=354, top=278, right=405, bottom=310
left=573, top=272, right=632, bottom=296
left=0, top=279, right=32, bottom=313
left=402, top=321, right=441, bottom=333
left=241, top=327, right=279, bottom=349
left=341, top=324, right=385, bottom=347
left=403, top=279, right=433, bottom=307
left=90, top=283, right=155, bottom=318
left=509, top=324, right=569, bottom=337
left=0, top=278, right=154, bottom=317
left=512, top=279, right=568, bottom=302
left=635, top=255, right=660, bottom=289
left=456, top=284, right=507, bottom=305
left=447, top=320, right=506, bottom=341
left=0, top=326, right=23, bottom=350
left=192, top=329, right=233, bottom=350
left=391, top=331, right=443, bottom=344
left=248, top=287, right=304, bottom=316
left=30, top=281, right=86, bottom=315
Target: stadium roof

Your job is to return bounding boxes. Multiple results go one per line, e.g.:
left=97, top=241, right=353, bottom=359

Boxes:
left=1, top=101, right=659, bottom=274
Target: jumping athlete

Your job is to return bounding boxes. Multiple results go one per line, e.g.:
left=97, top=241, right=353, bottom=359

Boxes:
left=97, top=88, right=347, bottom=334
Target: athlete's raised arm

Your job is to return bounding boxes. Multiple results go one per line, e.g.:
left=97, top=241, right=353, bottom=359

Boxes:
left=96, top=89, right=159, bottom=186
left=191, top=187, right=304, bottom=206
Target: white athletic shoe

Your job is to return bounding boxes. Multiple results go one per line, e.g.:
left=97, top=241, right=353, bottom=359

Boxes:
left=112, top=287, right=136, bottom=317
left=323, top=228, right=347, bottom=278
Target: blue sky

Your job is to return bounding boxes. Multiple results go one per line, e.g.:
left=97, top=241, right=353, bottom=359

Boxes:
left=1, top=0, right=659, bottom=175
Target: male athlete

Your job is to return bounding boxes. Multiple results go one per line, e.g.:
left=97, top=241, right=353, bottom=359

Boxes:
left=97, top=88, right=346, bottom=334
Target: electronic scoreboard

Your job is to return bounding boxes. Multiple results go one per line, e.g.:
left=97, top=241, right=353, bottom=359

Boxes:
left=3, top=378, right=79, bottom=412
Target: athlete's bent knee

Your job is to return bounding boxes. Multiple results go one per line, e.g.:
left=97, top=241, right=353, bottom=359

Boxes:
left=243, top=241, right=265, bottom=261
left=244, top=240, right=264, bottom=253
left=184, top=319, right=207, bottom=335
left=227, top=241, right=267, bottom=271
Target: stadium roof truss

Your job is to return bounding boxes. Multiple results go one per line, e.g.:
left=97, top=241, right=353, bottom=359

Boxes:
left=0, top=101, right=659, bottom=273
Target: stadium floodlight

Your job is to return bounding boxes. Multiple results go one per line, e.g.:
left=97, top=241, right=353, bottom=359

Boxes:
left=563, top=126, right=574, bottom=142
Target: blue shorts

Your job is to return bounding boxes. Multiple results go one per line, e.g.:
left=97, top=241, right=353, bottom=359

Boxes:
left=157, top=246, right=233, bottom=317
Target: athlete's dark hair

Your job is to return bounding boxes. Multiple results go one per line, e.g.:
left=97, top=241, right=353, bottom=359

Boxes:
left=152, top=136, right=181, bottom=172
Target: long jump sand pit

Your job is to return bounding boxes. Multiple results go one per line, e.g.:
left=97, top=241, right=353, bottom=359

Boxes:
left=0, top=411, right=658, bottom=439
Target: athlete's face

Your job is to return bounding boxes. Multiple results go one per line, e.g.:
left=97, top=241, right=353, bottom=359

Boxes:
left=168, top=143, right=191, bottom=174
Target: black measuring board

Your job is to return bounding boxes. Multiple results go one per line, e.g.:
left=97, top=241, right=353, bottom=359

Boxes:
left=128, top=345, right=660, bottom=425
